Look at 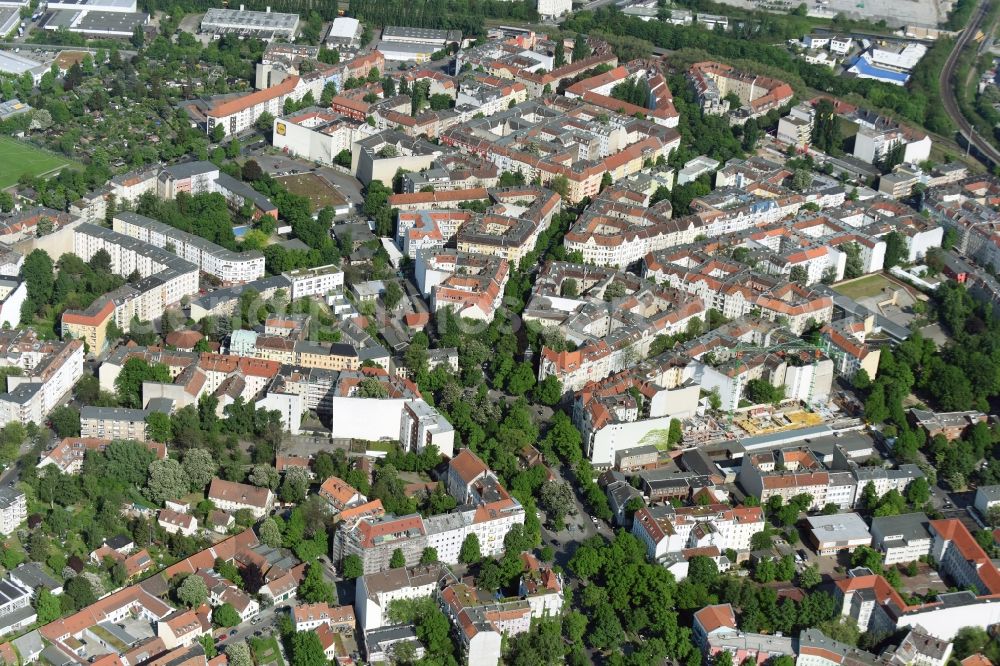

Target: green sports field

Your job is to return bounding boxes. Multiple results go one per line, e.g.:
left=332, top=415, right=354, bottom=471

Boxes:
left=0, top=136, right=75, bottom=189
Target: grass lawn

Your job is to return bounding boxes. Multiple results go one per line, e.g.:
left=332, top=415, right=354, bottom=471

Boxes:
left=0, top=137, right=76, bottom=189
left=833, top=274, right=897, bottom=301
left=251, top=636, right=285, bottom=666
left=276, top=173, right=346, bottom=212
left=638, top=428, right=672, bottom=451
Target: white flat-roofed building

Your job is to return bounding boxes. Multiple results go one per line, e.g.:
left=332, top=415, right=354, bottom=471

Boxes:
left=273, top=107, right=379, bottom=166
left=0, top=8, right=19, bottom=36
left=284, top=263, right=344, bottom=299
left=46, top=0, right=137, bottom=12
left=380, top=26, right=461, bottom=47
left=806, top=513, right=872, bottom=555
left=376, top=41, right=437, bottom=63
left=40, top=9, right=148, bottom=37
left=355, top=564, right=445, bottom=632
left=400, top=398, right=455, bottom=459
left=113, top=212, right=264, bottom=284
left=326, top=16, right=361, bottom=48
left=537, top=0, right=571, bottom=18
left=974, top=485, right=1000, bottom=518
left=0, top=487, right=25, bottom=536
left=0, top=50, right=47, bottom=83
left=870, top=512, right=932, bottom=565
left=200, top=6, right=299, bottom=41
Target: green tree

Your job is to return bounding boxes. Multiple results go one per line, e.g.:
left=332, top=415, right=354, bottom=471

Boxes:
left=290, top=632, right=328, bottom=666
left=904, top=477, right=931, bottom=506
left=800, top=564, right=822, bottom=589
left=384, top=281, right=404, bottom=310
left=389, top=548, right=406, bottom=569
left=884, top=231, right=907, bottom=268
left=341, top=554, right=363, bottom=579
left=811, top=98, right=842, bottom=155
left=49, top=405, right=81, bottom=437
left=668, top=418, right=683, bottom=446
left=34, top=588, right=61, bottom=623
left=255, top=111, right=275, bottom=134
left=506, top=361, right=536, bottom=395
left=146, top=459, right=189, bottom=505
left=299, top=563, right=335, bottom=604
left=66, top=576, right=97, bottom=610
left=145, top=411, right=172, bottom=443
left=224, top=642, right=250, bottom=666
left=459, top=533, right=481, bottom=564
left=213, top=603, right=241, bottom=627
left=420, top=547, right=438, bottom=564
left=21, top=250, right=54, bottom=322
left=115, top=358, right=171, bottom=408
left=104, top=440, right=156, bottom=487
left=211, top=123, right=225, bottom=142
left=177, top=574, right=208, bottom=608
left=259, top=517, right=282, bottom=547
left=532, top=375, right=562, bottom=406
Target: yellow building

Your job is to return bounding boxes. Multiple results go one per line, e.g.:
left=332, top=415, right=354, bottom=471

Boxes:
left=61, top=298, right=115, bottom=355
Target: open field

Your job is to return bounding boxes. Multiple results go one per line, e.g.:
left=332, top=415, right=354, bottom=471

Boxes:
left=276, top=172, right=346, bottom=212
left=833, top=274, right=898, bottom=301
left=0, top=137, right=75, bottom=189
left=251, top=636, right=284, bottom=666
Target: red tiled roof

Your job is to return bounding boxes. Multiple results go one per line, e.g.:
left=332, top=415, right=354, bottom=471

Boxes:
left=208, top=76, right=299, bottom=118
left=930, top=519, right=1000, bottom=594
left=694, top=604, right=736, bottom=633
left=449, top=449, right=489, bottom=484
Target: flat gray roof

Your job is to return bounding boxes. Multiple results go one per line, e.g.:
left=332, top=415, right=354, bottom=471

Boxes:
left=870, top=512, right=931, bottom=545
left=978, top=485, right=1000, bottom=502
left=382, top=26, right=460, bottom=41
left=377, top=40, right=437, bottom=55
left=0, top=50, right=44, bottom=75
left=202, top=7, right=298, bottom=30
left=806, top=512, right=872, bottom=544
left=74, top=9, right=147, bottom=33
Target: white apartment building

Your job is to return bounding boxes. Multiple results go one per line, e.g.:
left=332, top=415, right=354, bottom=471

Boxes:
left=284, top=263, right=345, bottom=300
left=293, top=603, right=355, bottom=632
left=400, top=398, right=455, bottom=459
left=853, top=123, right=932, bottom=166
left=631, top=504, right=765, bottom=561
left=2, top=338, right=84, bottom=427
left=157, top=509, right=198, bottom=536
left=114, top=213, right=264, bottom=284
left=425, top=499, right=525, bottom=564
left=0, top=278, right=26, bottom=330
left=81, top=406, right=153, bottom=442
left=73, top=223, right=200, bottom=316
left=356, top=565, right=445, bottom=632
left=207, top=74, right=317, bottom=137
left=0, top=487, right=25, bottom=536
left=274, top=108, right=379, bottom=166
left=854, top=465, right=924, bottom=501
left=870, top=513, right=933, bottom=565
left=974, top=485, right=1000, bottom=518
left=0, top=383, right=44, bottom=430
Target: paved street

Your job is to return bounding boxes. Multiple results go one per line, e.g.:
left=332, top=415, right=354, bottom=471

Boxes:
left=216, top=602, right=285, bottom=657
left=540, top=463, right=607, bottom=571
